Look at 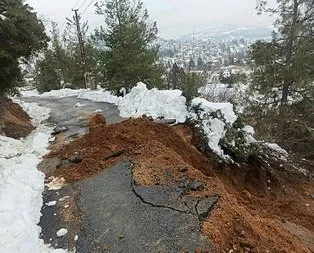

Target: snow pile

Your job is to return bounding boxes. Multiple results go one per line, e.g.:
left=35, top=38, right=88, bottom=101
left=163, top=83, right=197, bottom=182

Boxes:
left=190, top=97, right=238, bottom=156
left=16, top=100, right=51, bottom=125
left=77, top=90, right=121, bottom=105
left=0, top=102, right=66, bottom=253
left=118, top=82, right=188, bottom=123
left=40, top=88, right=87, bottom=98
left=19, top=89, right=40, bottom=97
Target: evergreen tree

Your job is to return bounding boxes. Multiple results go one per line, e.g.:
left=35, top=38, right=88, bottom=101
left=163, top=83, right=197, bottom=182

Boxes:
left=0, top=0, right=48, bottom=93
left=188, top=58, right=195, bottom=70
left=167, top=63, right=185, bottom=89
left=249, top=0, right=314, bottom=159
left=252, top=0, right=314, bottom=108
left=93, top=0, right=162, bottom=90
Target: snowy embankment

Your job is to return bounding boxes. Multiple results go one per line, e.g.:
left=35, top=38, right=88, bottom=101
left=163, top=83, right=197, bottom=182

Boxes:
left=0, top=102, right=66, bottom=253
left=20, top=83, right=285, bottom=160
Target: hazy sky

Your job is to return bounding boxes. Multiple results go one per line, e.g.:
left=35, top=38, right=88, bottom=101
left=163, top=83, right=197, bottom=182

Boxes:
left=26, top=0, right=275, bottom=38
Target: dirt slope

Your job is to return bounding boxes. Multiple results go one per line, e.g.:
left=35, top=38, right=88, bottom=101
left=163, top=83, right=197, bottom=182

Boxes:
left=47, top=115, right=314, bottom=253
left=0, top=96, right=34, bottom=139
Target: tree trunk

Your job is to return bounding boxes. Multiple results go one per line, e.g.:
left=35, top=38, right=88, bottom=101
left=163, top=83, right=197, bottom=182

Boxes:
left=281, top=0, right=299, bottom=107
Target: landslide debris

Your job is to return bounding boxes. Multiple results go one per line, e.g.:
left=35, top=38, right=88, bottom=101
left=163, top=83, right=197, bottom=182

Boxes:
left=46, top=114, right=314, bottom=253
left=0, top=96, right=34, bottom=139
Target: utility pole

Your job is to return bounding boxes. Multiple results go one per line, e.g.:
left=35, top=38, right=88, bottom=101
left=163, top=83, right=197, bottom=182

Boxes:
left=72, top=9, right=88, bottom=88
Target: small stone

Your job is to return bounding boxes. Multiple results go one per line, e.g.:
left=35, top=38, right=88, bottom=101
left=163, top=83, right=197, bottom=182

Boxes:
left=310, top=194, right=314, bottom=199
left=178, top=167, right=188, bottom=173
left=68, top=154, right=83, bottom=163
left=196, top=196, right=219, bottom=221
left=56, top=228, right=68, bottom=237
left=189, top=181, right=205, bottom=191
left=118, top=234, right=124, bottom=239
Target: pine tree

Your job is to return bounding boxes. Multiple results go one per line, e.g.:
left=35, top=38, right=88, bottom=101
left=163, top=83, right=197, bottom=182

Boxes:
left=252, top=0, right=314, bottom=108
left=94, top=0, right=162, bottom=90
left=0, top=0, right=48, bottom=93
left=249, top=0, right=314, bottom=159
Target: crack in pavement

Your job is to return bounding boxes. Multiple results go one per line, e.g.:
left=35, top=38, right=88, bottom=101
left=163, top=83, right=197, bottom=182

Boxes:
left=131, top=180, right=195, bottom=215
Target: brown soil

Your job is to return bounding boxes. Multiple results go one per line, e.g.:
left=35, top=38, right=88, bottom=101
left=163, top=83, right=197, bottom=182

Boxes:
left=0, top=96, right=34, bottom=139
left=47, top=115, right=314, bottom=253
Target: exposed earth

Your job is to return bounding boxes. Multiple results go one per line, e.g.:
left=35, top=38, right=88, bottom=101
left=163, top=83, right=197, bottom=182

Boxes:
left=0, top=96, right=34, bottom=138
left=4, top=96, right=314, bottom=252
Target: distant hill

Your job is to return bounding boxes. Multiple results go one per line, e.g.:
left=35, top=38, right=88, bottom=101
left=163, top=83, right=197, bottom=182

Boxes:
left=178, top=25, right=272, bottom=41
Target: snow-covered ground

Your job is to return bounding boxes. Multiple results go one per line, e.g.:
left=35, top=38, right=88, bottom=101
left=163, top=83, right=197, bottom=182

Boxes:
left=0, top=102, right=66, bottom=253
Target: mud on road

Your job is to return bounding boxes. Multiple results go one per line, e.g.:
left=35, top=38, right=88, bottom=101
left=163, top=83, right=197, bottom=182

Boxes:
left=22, top=95, right=314, bottom=253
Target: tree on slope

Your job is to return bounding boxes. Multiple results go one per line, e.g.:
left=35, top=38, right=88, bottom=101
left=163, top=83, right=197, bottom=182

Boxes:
left=251, top=0, right=314, bottom=108
left=0, top=0, right=48, bottom=93
left=93, top=0, right=162, bottom=91
left=249, top=0, right=314, bottom=159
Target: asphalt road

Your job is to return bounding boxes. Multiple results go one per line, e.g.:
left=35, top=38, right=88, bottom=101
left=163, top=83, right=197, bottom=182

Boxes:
left=23, top=96, right=216, bottom=252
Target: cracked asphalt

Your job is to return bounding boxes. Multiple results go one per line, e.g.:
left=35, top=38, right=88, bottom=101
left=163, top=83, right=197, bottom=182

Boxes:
left=23, top=96, right=216, bottom=252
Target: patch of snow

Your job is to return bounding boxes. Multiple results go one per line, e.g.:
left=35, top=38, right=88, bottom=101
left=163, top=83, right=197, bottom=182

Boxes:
left=14, top=100, right=51, bottom=126
left=40, top=88, right=87, bottom=98
left=265, top=143, right=289, bottom=158
left=190, top=98, right=237, bottom=157
left=74, top=103, right=86, bottom=108
left=0, top=13, right=7, bottom=21
left=56, top=229, right=68, bottom=237
left=74, top=235, right=78, bottom=241
left=242, top=125, right=257, bottom=144
left=59, top=196, right=70, bottom=202
left=77, top=90, right=121, bottom=105
left=192, top=97, right=237, bottom=124
left=0, top=101, right=66, bottom=252
left=19, top=89, right=40, bottom=97
left=46, top=201, right=57, bottom=207
left=119, top=82, right=188, bottom=123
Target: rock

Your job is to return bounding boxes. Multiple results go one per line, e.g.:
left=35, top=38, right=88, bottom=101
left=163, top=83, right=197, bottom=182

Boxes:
left=242, top=190, right=252, bottom=201
left=310, top=194, right=314, bottom=199
left=189, top=181, right=205, bottom=191
left=196, top=196, right=219, bottom=221
left=153, top=119, right=177, bottom=125
left=178, top=167, right=188, bottom=173
left=69, top=153, right=83, bottom=163
left=104, top=150, right=125, bottom=161
left=52, top=126, right=69, bottom=135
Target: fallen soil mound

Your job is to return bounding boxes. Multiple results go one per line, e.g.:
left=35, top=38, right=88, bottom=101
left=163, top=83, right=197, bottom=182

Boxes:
left=47, top=115, right=314, bottom=253
left=0, top=96, right=34, bottom=139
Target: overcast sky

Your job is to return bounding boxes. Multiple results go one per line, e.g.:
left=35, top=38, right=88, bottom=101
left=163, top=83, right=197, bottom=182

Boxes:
left=26, top=0, right=275, bottom=38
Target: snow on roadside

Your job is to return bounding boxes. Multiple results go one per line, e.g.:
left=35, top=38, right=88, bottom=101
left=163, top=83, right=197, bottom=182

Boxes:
left=20, top=87, right=87, bottom=98
left=77, top=89, right=121, bottom=105
left=0, top=101, right=66, bottom=253
left=19, top=89, right=40, bottom=97
left=118, top=82, right=188, bottom=123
